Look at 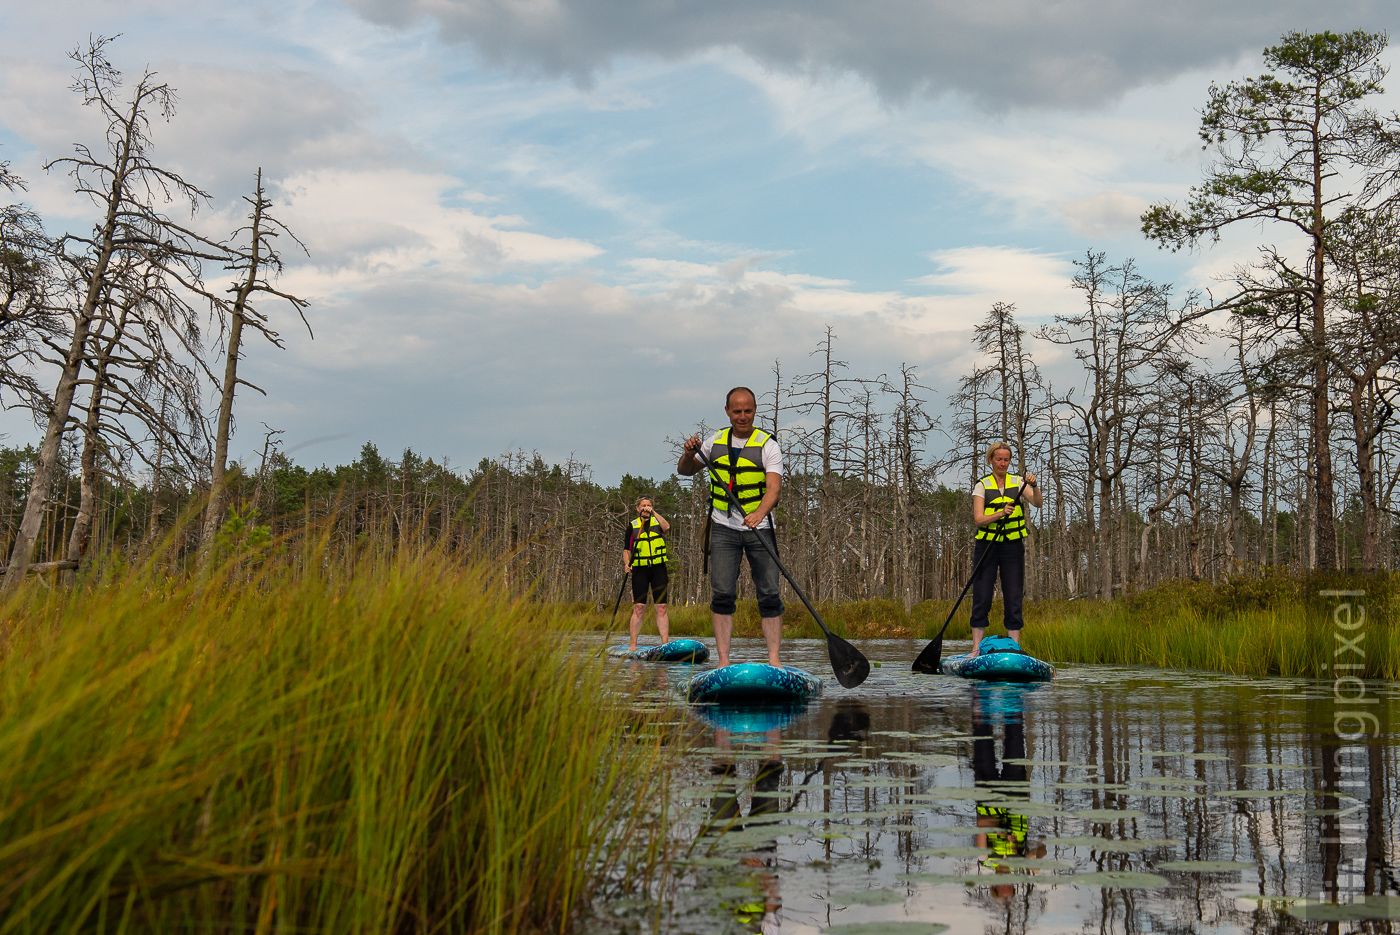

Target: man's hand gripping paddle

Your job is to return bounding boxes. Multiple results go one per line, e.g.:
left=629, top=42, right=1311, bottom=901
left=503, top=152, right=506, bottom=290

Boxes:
left=693, top=447, right=870, bottom=689
left=911, top=482, right=1027, bottom=674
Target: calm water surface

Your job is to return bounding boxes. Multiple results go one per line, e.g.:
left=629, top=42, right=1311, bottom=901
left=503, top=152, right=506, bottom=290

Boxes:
left=589, top=637, right=1399, bottom=935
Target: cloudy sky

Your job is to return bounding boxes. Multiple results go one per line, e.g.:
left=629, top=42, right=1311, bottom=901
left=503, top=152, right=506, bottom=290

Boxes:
left=1, top=1, right=1397, bottom=482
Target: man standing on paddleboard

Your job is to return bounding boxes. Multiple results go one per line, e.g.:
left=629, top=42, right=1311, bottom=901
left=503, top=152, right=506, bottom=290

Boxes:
left=678, top=387, right=784, bottom=668
left=623, top=495, right=671, bottom=650
left=970, top=442, right=1042, bottom=654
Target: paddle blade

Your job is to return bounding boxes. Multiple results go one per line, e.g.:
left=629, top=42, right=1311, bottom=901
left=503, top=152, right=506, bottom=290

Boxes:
left=826, top=632, right=870, bottom=688
left=911, top=637, right=942, bottom=674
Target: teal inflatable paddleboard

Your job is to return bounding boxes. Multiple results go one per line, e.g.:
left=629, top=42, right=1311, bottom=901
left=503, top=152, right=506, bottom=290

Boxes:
left=686, top=663, right=822, bottom=704
left=941, top=635, right=1054, bottom=682
left=607, top=639, right=710, bottom=663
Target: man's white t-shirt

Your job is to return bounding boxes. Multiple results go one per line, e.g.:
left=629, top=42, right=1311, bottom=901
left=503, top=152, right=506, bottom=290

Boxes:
left=700, top=430, right=783, bottom=530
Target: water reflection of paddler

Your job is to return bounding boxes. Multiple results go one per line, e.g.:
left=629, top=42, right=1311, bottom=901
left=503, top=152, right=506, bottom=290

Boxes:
left=705, top=725, right=783, bottom=934
left=971, top=687, right=1045, bottom=899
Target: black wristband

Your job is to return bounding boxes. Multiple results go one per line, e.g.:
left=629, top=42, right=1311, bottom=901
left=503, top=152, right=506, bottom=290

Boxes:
left=1027, top=481, right=1038, bottom=488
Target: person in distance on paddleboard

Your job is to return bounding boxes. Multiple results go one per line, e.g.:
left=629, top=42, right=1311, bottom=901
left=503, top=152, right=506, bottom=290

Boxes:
left=623, top=495, right=671, bottom=650
left=678, top=386, right=785, bottom=668
left=970, top=442, right=1042, bottom=655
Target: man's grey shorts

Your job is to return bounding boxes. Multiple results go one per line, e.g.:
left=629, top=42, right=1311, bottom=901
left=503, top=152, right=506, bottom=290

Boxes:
left=709, top=522, right=784, bottom=617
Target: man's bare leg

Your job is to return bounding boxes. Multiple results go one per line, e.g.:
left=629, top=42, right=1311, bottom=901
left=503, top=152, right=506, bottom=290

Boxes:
left=629, top=603, right=645, bottom=650
left=656, top=604, right=670, bottom=643
left=762, top=615, right=782, bottom=666
left=1008, top=629, right=1021, bottom=644
left=971, top=626, right=984, bottom=655
left=713, top=613, right=733, bottom=666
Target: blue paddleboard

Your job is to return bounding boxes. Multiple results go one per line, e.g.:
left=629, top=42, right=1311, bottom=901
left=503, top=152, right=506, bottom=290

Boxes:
left=686, top=663, right=822, bottom=704
left=941, top=635, right=1054, bottom=682
left=607, top=639, right=710, bottom=663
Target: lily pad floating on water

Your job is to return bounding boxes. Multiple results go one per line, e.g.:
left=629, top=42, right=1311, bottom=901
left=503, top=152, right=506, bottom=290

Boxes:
left=1006, top=803, right=1076, bottom=818
left=827, top=888, right=907, bottom=906
left=1043, top=837, right=1178, bottom=852
left=822, top=923, right=948, bottom=935
left=1286, top=896, right=1400, bottom=921
left=1003, top=758, right=1079, bottom=766
left=920, top=826, right=984, bottom=835
left=1052, top=782, right=1128, bottom=790
left=1156, top=860, right=1256, bottom=872
left=985, top=857, right=1074, bottom=870
left=1075, top=808, right=1146, bottom=822
left=1241, top=762, right=1320, bottom=770
left=1132, top=777, right=1206, bottom=787
left=1127, top=789, right=1206, bottom=799
left=883, top=753, right=960, bottom=766
left=1069, top=871, right=1169, bottom=888
left=674, top=856, right=739, bottom=868
left=915, top=845, right=990, bottom=857
left=895, top=873, right=1026, bottom=887
left=1213, top=789, right=1298, bottom=799
left=908, top=789, right=1008, bottom=802
left=710, top=826, right=788, bottom=849
left=1145, top=751, right=1228, bottom=761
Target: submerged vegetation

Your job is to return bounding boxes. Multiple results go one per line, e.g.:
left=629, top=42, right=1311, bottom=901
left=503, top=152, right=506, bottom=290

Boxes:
left=0, top=544, right=681, bottom=933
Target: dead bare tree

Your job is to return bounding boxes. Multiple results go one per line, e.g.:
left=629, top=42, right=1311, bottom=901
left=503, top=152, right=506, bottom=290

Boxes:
left=202, top=168, right=310, bottom=552
left=5, top=37, right=221, bottom=587
left=1038, top=253, right=1205, bottom=598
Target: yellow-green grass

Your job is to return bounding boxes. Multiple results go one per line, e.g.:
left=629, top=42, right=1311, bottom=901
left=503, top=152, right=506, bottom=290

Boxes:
left=1023, top=601, right=1400, bottom=679
left=0, top=548, right=681, bottom=933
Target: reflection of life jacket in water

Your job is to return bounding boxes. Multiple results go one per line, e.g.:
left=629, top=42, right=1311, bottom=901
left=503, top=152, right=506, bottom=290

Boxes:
left=972, top=700, right=1030, bottom=868
left=977, top=803, right=1029, bottom=863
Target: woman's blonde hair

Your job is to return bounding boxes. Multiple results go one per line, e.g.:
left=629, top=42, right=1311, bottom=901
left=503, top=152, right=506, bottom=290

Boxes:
left=635, top=495, right=654, bottom=510
left=985, top=441, right=1013, bottom=464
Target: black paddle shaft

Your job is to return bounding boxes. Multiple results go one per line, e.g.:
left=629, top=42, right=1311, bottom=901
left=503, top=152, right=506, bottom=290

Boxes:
left=912, top=480, right=1028, bottom=674
left=691, top=446, right=870, bottom=689
left=605, top=526, right=637, bottom=636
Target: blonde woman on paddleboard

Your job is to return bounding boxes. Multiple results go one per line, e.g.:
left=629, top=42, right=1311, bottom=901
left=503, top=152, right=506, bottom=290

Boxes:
left=970, top=442, right=1042, bottom=654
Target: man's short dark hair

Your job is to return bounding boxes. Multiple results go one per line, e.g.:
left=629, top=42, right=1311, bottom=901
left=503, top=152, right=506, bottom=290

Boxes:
left=725, top=386, right=757, bottom=409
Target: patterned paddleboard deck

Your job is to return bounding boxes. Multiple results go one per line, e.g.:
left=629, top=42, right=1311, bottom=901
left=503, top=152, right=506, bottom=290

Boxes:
left=606, top=639, right=710, bottom=663
left=685, top=663, right=823, bottom=704
left=940, top=637, right=1055, bottom=683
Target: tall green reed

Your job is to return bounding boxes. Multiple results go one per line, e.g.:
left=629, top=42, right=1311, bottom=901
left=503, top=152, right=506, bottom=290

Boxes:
left=0, top=544, right=678, bottom=933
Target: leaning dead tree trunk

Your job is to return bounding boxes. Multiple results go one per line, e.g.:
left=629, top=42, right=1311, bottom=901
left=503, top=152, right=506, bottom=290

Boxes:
left=6, top=37, right=218, bottom=587
left=201, top=168, right=310, bottom=553
left=62, top=309, right=124, bottom=579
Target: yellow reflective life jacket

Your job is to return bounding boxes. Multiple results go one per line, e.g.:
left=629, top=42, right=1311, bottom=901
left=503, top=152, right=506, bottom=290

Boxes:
left=629, top=516, right=667, bottom=567
left=976, top=473, right=1027, bottom=541
left=709, top=428, right=773, bottom=517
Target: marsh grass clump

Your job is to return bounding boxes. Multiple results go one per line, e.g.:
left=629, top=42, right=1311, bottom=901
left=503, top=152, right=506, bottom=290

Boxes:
left=0, top=546, right=679, bottom=933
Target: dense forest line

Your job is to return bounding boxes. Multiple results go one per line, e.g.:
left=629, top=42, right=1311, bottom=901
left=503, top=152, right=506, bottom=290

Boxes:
left=2, top=32, right=1399, bottom=602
